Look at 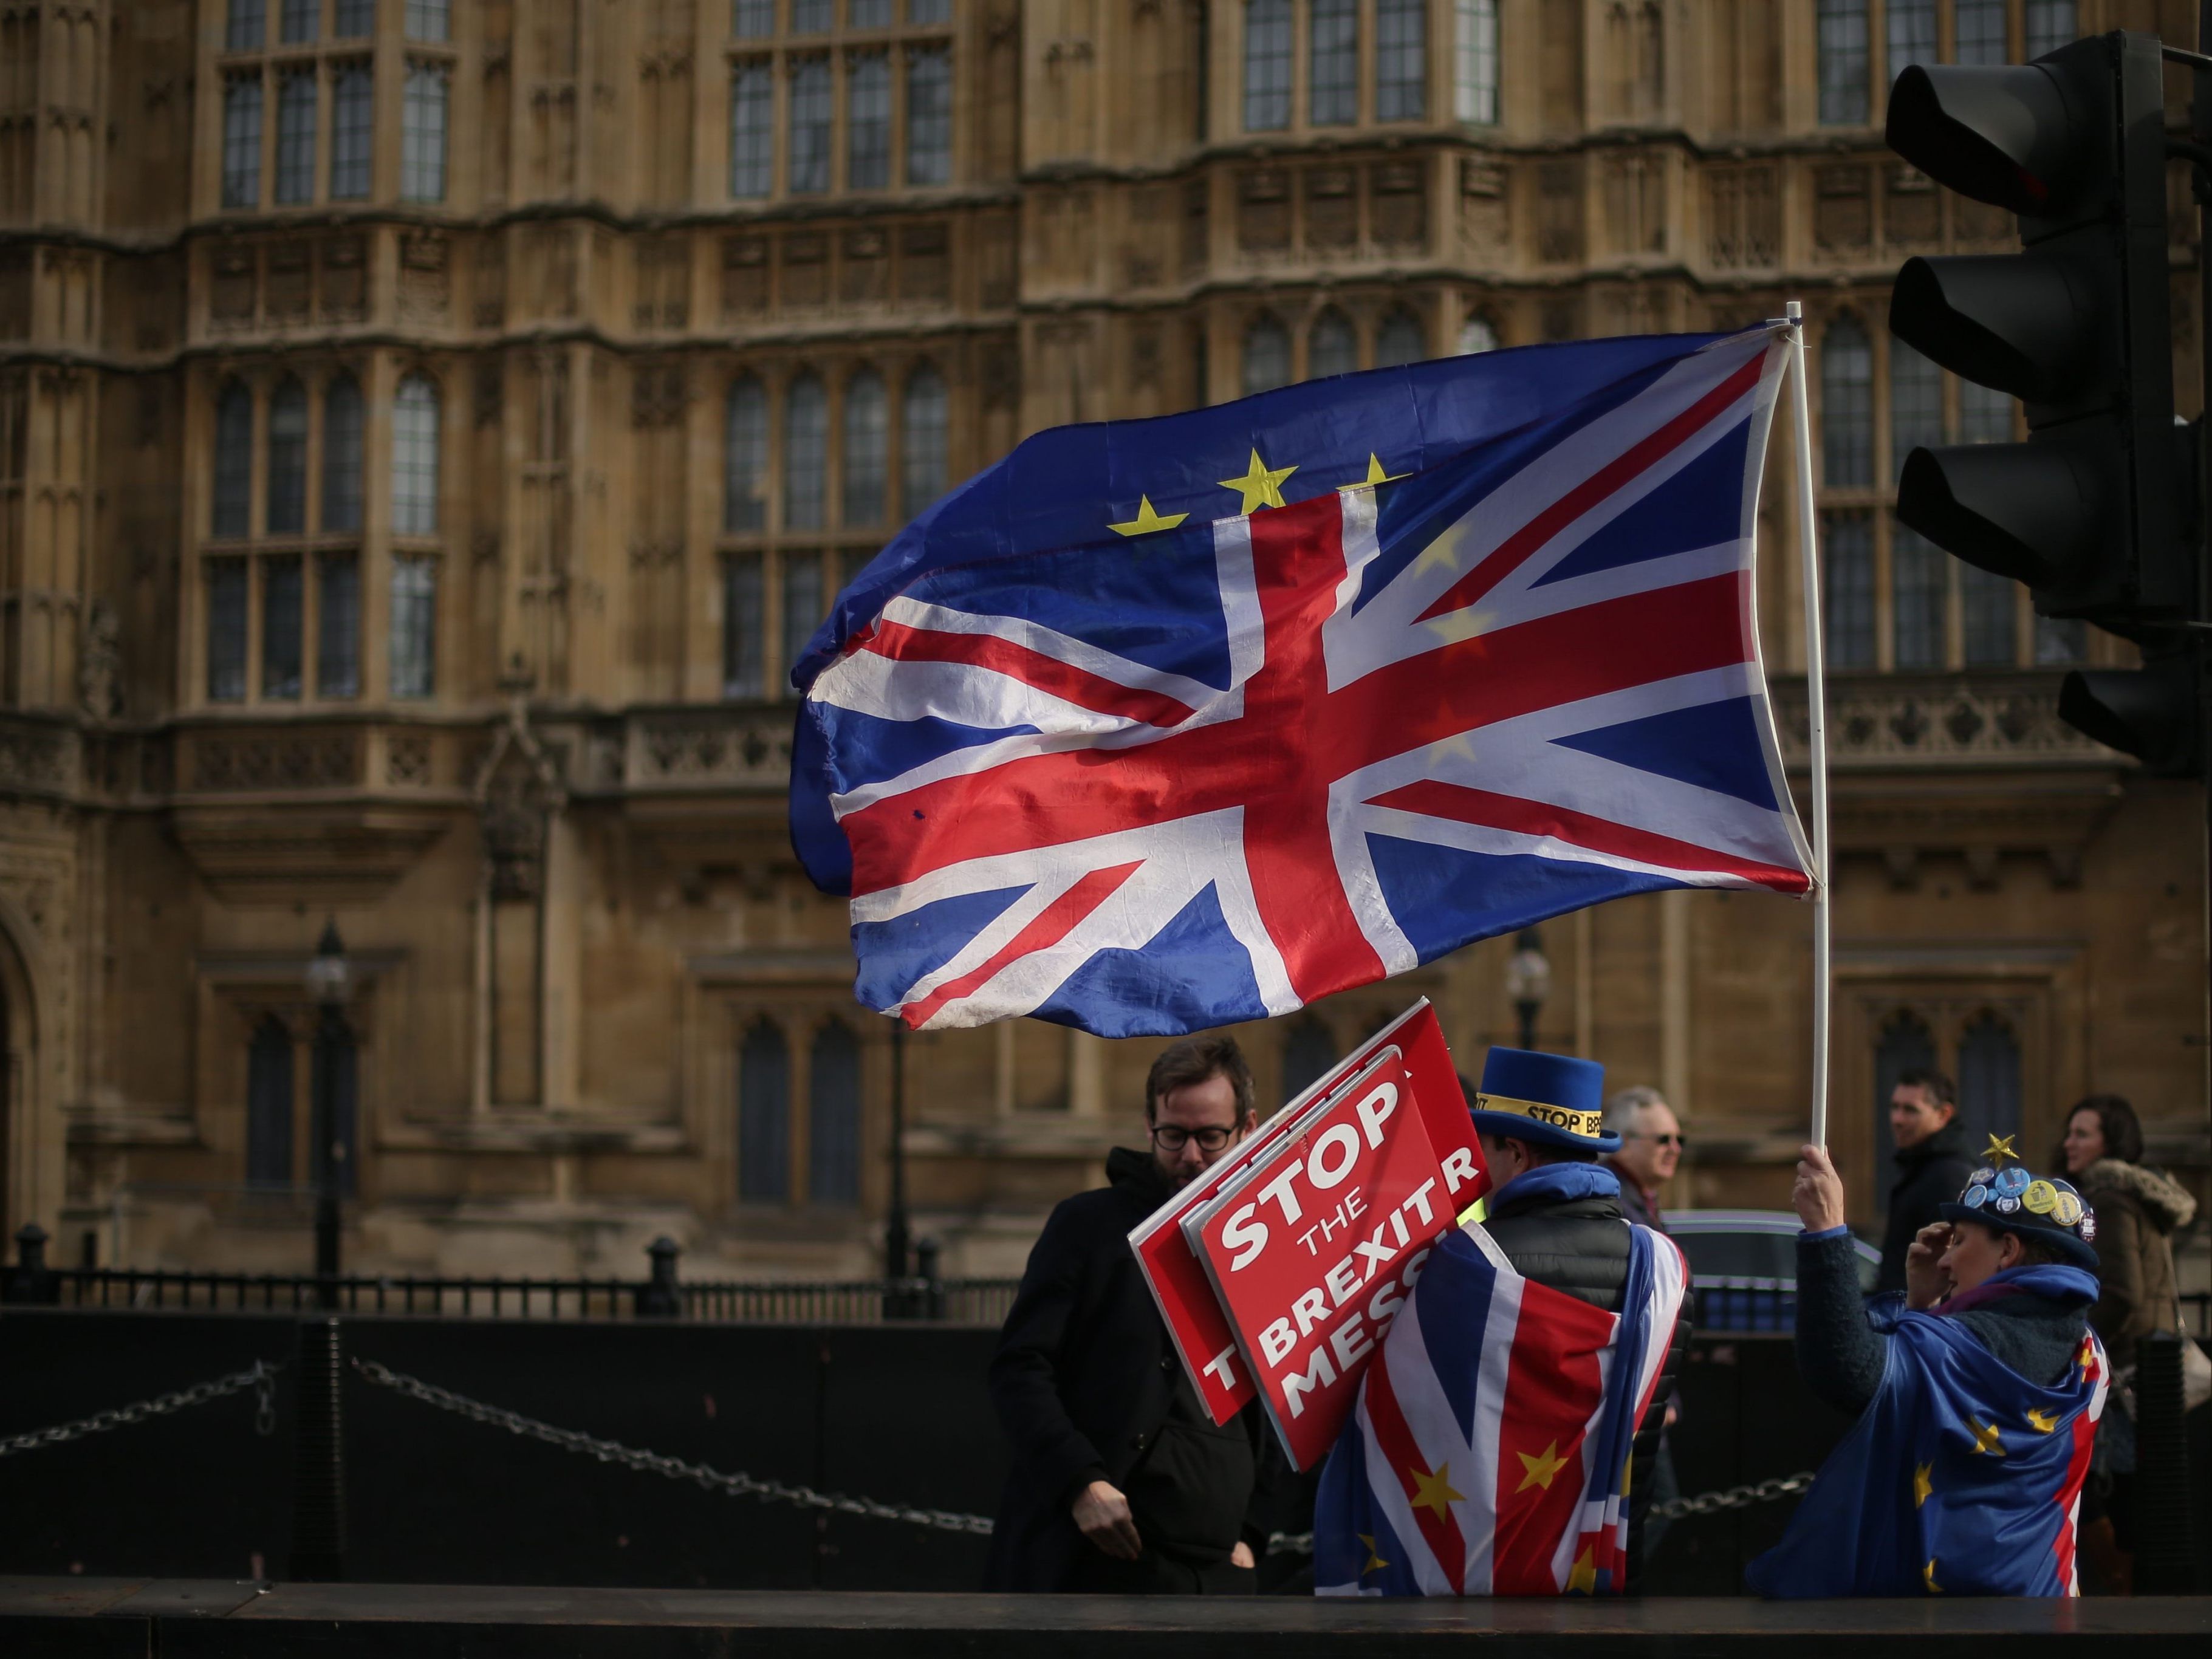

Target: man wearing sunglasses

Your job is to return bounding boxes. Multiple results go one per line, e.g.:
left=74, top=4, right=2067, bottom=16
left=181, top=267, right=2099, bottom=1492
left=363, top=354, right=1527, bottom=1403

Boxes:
left=1603, top=1086, right=1685, bottom=1236
left=986, top=1035, right=1281, bottom=1594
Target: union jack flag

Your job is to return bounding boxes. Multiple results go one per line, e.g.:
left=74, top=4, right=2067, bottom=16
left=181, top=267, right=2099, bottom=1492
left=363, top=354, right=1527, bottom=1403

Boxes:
left=792, top=326, right=1813, bottom=1037
left=1313, top=1219, right=1688, bottom=1596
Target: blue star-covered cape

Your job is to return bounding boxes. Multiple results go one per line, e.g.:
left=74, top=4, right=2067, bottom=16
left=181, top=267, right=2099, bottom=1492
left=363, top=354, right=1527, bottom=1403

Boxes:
left=1747, top=1266, right=2106, bottom=1598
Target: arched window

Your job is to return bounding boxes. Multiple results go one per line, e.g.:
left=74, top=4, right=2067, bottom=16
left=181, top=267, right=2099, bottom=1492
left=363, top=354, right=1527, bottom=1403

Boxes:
left=784, top=372, right=827, bottom=530
left=1308, top=309, right=1357, bottom=380
left=391, top=373, right=440, bottom=535
left=1820, top=316, right=1872, bottom=488
left=1456, top=0, right=1499, bottom=125
left=1962, top=566, right=2016, bottom=666
left=213, top=382, right=253, bottom=538
left=1243, top=0, right=1292, bottom=131
left=2025, top=1, right=2077, bottom=60
left=739, top=1017, right=791, bottom=1202
left=1871, top=1010, right=1936, bottom=1180
left=1817, top=0, right=1869, bottom=126
left=266, top=377, right=308, bottom=534
left=1891, top=522, right=1943, bottom=669
left=1956, top=1013, right=2022, bottom=1149
left=1309, top=0, right=1357, bottom=126
left=841, top=368, right=888, bottom=527
left=1457, top=314, right=1499, bottom=355
left=1375, top=309, right=1426, bottom=367
left=809, top=1019, right=863, bottom=1204
left=321, top=374, right=364, bottom=533
left=1887, top=0, right=1936, bottom=78
left=725, top=377, right=768, bottom=532
left=1241, top=315, right=1291, bottom=397
left=900, top=364, right=948, bottom=520
left=311, top=1013, right=358, bottom=1197
left=1888, top=340, right=1940, bottom=485
left=1282, top=1016, right=1338, bottom=1103
left=246, top=1016, right=293, bottom=1187
left=1957, top=381, right=2012, bottom=446
left=1955, top=0, right=2006, bottom=64
left=1824, top=510, right=1875, bottom=669
left=1375, top=0, right=1427, bottom=121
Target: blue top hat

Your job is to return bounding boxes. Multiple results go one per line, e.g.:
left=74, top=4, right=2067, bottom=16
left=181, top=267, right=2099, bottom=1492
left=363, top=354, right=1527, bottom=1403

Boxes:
left=1468, top=1046, right=1618, bottom=1154
left=1939, top=1141, right=2100, bottom=1270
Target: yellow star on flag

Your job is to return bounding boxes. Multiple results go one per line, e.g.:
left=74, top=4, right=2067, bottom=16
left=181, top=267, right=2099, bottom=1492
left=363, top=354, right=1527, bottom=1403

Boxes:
left=1358, top=1533, right=1390, bottom=1576
left=1107, top=494, right=1189, bottom=538
left=1912, top=1462, right=1933, bottom=1508
left=2078, top=1340, right=2097, bottom=1380
left=1983, top=1133, right=2018, bottom=1165
left=1923, top=1558, right=1943, bottom=1595
left=1408, top=1460, right=1465, bottom=1519
left=1566, top=1547, right=1598, bottom=1595
left=1218, top=448, right=1297, bottom=515
left=1364, top=453, right=1408, bottom=487
left=2027, top=1408, right=2058, bottom=1434
left=1516, top=1440, right=1570, bottom=1494
left=1968, top=1416, right=2004, bottom=1457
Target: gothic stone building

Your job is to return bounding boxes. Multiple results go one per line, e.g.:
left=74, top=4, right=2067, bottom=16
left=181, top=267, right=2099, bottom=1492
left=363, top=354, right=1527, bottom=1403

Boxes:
left=0, top=0, right=2203, bottom=1279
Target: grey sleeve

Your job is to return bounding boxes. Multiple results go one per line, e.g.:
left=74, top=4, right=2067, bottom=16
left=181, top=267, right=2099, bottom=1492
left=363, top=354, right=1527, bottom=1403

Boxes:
left=1793, top=1232, right=1888, bottom=1417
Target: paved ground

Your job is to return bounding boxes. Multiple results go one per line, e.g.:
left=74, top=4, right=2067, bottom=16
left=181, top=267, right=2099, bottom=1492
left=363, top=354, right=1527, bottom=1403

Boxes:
left=3, top=1577, right=2209, bottom=1657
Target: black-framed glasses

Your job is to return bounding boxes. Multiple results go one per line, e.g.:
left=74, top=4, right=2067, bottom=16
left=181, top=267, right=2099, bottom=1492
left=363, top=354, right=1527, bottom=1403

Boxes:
left=1151, top=1124, right=1237, bottom=1154
left=1626, top=1132, right=1688, bottom=1148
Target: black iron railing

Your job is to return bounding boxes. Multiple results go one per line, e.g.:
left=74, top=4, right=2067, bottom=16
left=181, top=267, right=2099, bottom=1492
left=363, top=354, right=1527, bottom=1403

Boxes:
left=0, top=1224, right=1019, bottom=1325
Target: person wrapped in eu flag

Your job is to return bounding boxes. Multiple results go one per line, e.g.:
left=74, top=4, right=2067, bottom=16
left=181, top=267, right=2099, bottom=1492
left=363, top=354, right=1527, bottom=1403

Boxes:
left=1748, top=1138, right=2108, bottom=1598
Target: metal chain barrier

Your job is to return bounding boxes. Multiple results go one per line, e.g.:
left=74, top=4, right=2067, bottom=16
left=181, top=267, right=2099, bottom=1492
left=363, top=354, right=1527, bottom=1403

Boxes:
left=351, top=1358, right=996, bottom=1537
left=0, top=1360, right=279, bottom=1459
left=1265, top=1471, right=1816, bottom=1556
left=1649, top=1471, right=1815, bottom=1520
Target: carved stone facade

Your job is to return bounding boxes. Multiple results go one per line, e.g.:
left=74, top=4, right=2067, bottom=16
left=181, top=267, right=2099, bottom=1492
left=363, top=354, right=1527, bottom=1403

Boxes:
left=0, top=2, right=2202, bottom=1278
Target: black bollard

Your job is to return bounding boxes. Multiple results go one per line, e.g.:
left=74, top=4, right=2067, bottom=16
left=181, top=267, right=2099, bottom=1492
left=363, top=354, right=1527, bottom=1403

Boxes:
left=636, top=1236, right=683, bottom=1318
left=2130, top=1330, right=2200, bottom=1593
left=2, top=1223, right=58, bottom=1305
left=289, top=1316, right=348, bottom=1582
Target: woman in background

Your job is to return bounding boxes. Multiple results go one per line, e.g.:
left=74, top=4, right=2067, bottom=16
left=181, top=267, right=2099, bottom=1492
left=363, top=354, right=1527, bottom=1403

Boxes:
left=2058, top=1093, right=2197, bottom=1594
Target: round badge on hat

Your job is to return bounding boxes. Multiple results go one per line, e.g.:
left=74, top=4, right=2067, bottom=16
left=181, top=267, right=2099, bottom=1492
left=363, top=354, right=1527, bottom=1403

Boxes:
left=1962, top=1183, right=1989, bottom=1209
left=1993, top=1167, right=2030, bottom=1198
left=2023, top=1180, right=2058, bottom=1216
left=1994, top=1195, right=2021, bottom=1214
left=2054, top=1191, right=2084, bottom=1227
left=1970, top=1166, right=1996, bottom=1187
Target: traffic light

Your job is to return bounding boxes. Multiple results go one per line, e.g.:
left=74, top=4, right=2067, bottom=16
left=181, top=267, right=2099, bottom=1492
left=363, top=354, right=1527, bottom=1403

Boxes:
left=2059, top=649, right=2205, bottom=778
left=1886, top=32, right=2195, bottom=624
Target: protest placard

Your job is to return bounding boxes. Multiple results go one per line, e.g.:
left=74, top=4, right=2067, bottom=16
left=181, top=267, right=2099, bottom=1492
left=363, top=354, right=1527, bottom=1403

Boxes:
left=1127, top=999, right=1485, bottom=1431
left=1182, top=1045, right=1476, bottom=1468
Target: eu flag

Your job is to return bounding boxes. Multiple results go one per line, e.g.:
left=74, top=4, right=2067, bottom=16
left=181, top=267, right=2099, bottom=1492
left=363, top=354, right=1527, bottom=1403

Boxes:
left=1747, top=1266, right=2108, bottom=1598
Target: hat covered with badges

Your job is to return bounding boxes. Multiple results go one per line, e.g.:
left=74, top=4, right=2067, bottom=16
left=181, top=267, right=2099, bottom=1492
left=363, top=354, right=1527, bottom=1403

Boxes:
left=1939, top=1134, right=2099, bottom=1269
left=1468, top=1047, right=1619, bottom=1154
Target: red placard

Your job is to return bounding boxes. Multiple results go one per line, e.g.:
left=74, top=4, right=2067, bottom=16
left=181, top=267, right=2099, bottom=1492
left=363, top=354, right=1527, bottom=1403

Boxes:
left=1183, top=1047, right=1461, bottom=1468
left=1128, top=999, right=1485, bottom=1429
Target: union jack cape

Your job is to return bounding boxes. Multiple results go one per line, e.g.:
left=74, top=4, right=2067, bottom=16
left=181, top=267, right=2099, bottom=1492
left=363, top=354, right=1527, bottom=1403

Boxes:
left=791, top=326, right=1815, bottom=1038
left=1313, top=1217, right=1688, bottom=1596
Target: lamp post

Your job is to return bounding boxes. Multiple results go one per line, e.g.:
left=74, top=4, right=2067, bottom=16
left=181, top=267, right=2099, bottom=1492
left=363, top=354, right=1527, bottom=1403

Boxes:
left=303, top=920, right=352, bottom=1305
left=1504, top=927, right=1551, bottom=1052
left=885, top=1019, right=911, bottom=1281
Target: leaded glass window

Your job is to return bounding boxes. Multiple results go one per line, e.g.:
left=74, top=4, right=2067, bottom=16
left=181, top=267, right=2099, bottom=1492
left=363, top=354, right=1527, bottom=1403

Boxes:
left=842, top=370, right=888, bottom=526
left=784, top=374, right=828, bottom=530
left=1244, top=0, right=1292, bottom=131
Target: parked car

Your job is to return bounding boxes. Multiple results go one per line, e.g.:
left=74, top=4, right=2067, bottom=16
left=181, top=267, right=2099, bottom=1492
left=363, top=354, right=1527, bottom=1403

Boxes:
left=1660, top=1209, right=1880, bottom=1332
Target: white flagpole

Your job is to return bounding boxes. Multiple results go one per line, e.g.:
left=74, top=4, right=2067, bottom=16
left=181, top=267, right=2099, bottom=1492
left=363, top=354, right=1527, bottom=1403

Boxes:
left=1785, top=301, right=1834, bottom=1151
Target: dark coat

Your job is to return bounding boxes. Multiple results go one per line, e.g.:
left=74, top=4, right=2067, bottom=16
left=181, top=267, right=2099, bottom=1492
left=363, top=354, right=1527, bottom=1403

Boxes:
left=984, top=1147, right=1279, bottom=1592
left=2078, top=1157, right=2197, bottom=1370
left=1483, top=1177, right=1691, bottom=1590
left=1877, top=1117, right=1977, bottom=1296
left=1600, top=1158, right=1668, bottom=1233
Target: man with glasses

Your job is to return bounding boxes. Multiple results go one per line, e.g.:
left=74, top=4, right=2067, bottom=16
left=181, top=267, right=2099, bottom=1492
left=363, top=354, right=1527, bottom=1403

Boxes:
left=1603, top=1086, right=1684, bottom=1235
left=985, top=1035, right=1281, bottom=1593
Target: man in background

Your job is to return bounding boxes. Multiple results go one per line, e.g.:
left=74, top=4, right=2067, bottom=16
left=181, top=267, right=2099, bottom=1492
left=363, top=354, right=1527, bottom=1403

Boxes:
left=1876, top=1069, right=1974, bottom=1296
left=1603, top=1086, right=1682, bottom=1233
left=985, top=1036, right=1280, bottom=1593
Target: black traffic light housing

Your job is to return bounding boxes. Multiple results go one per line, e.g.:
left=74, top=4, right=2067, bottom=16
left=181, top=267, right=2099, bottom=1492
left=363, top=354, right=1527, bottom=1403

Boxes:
left=2060, top=651, right=2205, bottom=777
left=1887, top=33, right=2194, bottom=623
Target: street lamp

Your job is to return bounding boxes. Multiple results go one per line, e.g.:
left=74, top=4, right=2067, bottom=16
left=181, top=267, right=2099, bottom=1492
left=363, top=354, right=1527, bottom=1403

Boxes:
left=1504, top=927, right=1551, bottom=1051
left=304, top=920, right=352, bottom=1304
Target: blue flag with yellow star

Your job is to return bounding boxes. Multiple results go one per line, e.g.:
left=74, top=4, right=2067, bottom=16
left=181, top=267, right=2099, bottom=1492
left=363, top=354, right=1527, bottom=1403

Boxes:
left=1747, top=1268, right=2108, bottom=1598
